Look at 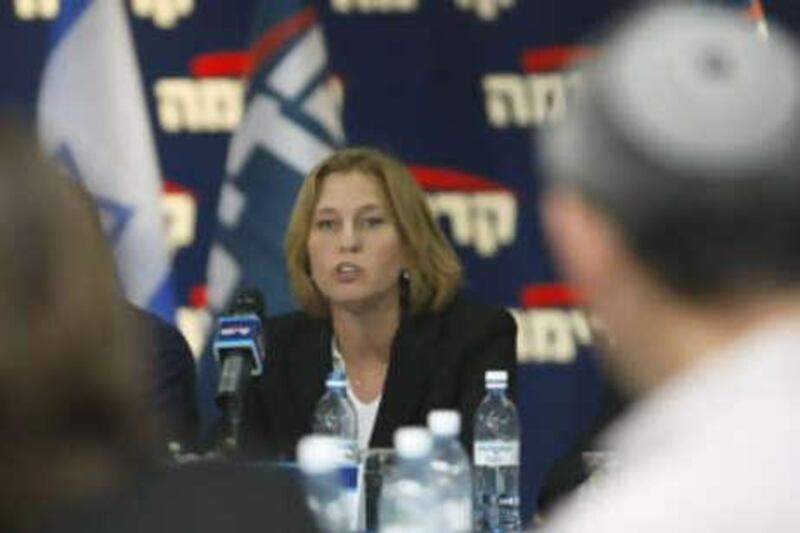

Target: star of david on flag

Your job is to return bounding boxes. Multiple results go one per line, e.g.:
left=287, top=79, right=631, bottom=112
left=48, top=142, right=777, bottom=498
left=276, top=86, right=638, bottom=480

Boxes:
left=37, top=0, right=175, bottom=320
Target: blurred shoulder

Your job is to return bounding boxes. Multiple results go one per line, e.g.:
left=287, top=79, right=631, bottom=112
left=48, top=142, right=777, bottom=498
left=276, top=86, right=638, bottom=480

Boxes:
left=434, top=294, right=517, bottom=342
left=438, top=295, right=516, bottom=335
left=126, top=304, right=190, bottom=354
left=128, top=303, right=168, bottom=332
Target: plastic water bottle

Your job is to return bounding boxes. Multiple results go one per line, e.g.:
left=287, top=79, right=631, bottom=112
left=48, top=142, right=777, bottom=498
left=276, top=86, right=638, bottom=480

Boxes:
left=312, top=370, right=359, bottom=530
left=313, top=370, right=359, bottom=462
left=473, top=370, right=521, bottom=532
left=427, top=410, right=472, bottom=533
left=297, top=435, right=351, bottom=533
left=379, top=427, right=445, bottom=533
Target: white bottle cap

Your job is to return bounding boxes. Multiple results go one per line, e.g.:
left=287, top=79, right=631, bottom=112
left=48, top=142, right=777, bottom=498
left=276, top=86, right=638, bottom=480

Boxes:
left=427, top=410, right=461, bottom=436
left=296, top=435, right=340, bottom=474
left=394, top=427, right=433, bottom=459
left=485, top=370, right=508, bottom=383
left=326, top=370, right=347, bottom=388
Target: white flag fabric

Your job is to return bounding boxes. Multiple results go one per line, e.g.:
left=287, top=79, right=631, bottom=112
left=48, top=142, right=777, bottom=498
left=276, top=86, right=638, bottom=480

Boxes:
left=38, top=0, right=174, bottom=319
left=207, top=1, right=344, bottom=316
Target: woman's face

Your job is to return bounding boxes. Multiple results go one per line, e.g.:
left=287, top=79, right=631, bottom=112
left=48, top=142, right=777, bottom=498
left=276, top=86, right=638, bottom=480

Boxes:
left=307, top=171, right=407, bottom=314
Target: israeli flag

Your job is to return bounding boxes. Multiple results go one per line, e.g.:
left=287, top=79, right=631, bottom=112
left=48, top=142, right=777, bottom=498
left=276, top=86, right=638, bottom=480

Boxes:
left=38, top=0, right=174, bottom=319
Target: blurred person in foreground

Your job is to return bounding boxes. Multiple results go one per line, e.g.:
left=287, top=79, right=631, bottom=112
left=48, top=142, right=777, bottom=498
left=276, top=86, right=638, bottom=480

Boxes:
left=240, top=147, right=517, bottom=458
left=537, top=4, right=800, bottom=532
left=0, top=123, right=317, bottom=533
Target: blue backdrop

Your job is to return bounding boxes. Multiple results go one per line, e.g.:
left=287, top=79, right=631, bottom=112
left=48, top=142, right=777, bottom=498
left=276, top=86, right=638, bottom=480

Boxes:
left=1, top=0, right=795, bottom=523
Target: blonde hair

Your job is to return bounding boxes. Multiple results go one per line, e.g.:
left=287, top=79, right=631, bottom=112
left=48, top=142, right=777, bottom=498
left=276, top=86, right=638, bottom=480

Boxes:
left=285, top=147, right=462, bottom=316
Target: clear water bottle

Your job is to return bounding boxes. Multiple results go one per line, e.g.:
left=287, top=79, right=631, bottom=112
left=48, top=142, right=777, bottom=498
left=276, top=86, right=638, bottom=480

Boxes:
left=427, top=410, right=472, bottom=533
left=379, top=427, right=445, bottom=533
left=297, top=435, right=351, bottom=533
left=313, top=370, right=359, bottom=462
left=313, top=370, right=359, bottom=530
left=473, top=370, right=521, bottom=532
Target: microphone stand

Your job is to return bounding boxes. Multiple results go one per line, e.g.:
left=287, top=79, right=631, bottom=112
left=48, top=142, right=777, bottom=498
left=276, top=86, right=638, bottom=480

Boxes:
left=216, top=354, right=252, bottom=455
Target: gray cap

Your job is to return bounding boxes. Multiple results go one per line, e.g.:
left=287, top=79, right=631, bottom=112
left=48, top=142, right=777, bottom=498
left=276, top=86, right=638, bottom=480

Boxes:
left=543, top=4, right=800, bottom=187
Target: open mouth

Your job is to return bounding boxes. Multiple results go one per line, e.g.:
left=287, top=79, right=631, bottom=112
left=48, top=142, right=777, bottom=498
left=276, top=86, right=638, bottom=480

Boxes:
left=334, top=262, right=362, bottom=280
left=336, top=262, right=360, bottom=274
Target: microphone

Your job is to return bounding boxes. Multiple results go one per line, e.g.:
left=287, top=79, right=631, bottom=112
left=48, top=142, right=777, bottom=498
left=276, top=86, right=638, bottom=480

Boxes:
left=213, top=288, right=266, bottom=411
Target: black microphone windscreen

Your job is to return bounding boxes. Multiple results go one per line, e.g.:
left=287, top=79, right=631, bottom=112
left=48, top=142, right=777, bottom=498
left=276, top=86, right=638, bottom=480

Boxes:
left=231, top=288, right=266, bottom=321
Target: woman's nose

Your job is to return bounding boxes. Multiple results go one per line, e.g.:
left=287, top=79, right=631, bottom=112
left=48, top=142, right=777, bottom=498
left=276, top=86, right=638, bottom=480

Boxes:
left=338, top=222, right=362, bottom=252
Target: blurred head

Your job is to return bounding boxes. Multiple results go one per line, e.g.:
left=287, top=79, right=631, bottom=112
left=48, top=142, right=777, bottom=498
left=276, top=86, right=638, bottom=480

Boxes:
left=0, top=123, right=153, bottom=527
left=286, top=147, right=462, bottom=316
left=539, top=6, right=800, bottom=390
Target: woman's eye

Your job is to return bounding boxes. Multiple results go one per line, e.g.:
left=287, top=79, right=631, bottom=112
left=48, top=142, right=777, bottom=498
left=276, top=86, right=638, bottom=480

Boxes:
left=363, top=216, right=385, bottom=228
left=314, top=219, right=336, bottom=230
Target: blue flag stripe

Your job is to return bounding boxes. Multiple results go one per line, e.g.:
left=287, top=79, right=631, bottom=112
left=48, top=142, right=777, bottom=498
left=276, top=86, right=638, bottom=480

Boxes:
left=50, top=0, right=92, bottom=48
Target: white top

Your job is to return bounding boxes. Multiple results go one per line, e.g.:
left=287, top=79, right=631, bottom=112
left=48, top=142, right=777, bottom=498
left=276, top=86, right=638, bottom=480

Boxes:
left=348, top=384, right=381, bottom=451
left=542, top=318, right=800, bottom=533
left=332, top=339, right=382, bottom=451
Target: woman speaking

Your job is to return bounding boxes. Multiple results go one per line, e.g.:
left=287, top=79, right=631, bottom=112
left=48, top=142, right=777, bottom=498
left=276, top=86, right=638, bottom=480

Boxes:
left=241, top=147, right=517, bottom=458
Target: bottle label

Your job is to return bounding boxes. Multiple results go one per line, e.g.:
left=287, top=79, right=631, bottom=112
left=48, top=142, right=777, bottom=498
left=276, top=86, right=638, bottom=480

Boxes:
left=341, top=476, right=359, bottom=531
left=336, top=454, right=361, bottom=531
left=333, top=437, right=359, bottom=468
left=474, top=440, right=519, bottom=467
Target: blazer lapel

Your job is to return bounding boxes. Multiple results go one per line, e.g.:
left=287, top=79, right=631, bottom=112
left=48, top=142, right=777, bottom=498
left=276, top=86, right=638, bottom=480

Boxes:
left=287, top=318, right=332, bottom=438
left=370, top=311, right=442, bottom=447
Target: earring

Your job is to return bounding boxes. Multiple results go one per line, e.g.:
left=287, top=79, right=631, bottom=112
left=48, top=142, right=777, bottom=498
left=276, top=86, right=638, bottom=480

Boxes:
left=400, top=269, right=410, bottom=282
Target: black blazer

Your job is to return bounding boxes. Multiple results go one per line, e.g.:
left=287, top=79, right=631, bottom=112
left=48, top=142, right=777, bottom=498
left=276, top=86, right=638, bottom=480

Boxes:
left=129, top=305, right=198, bottom=449
left=240, top=296, right=517, bottom=459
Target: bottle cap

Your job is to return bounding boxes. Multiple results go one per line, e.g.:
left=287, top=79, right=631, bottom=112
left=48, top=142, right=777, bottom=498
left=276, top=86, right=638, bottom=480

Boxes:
left=394, top=427, right=432, bottom=459
left=296, top=435, right=340, bottom=474
left=326, top=369, right=347, bottom=388
left=427, top=410, right=461, bottom=436
left=485, top=370, right=508, bottom=383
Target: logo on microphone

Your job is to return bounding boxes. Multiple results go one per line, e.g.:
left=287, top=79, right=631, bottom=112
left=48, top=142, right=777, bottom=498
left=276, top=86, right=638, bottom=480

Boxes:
left=213, top=314, right=265, bottom=376
left=220, top=325, right=252, bottom=336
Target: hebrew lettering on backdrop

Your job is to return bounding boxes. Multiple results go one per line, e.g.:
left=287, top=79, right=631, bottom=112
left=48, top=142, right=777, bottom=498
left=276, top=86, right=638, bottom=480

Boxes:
left=511, top=308, right=594, bottom=364
left=155, top=78, right=244, bottom=133
left=331, top=0, right=418, bottom=14
left=131, top=0, right=195, bottom=29
left=428, top=191, right=517, bottom=258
